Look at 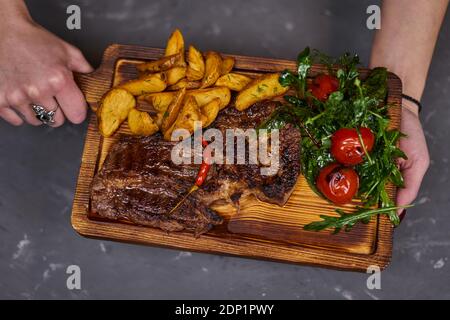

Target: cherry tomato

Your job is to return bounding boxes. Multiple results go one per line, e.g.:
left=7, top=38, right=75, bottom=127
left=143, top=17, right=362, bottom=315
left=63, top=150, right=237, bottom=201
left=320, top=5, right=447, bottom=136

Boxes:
left=331, top=127, right=375, bottom=166
left=308, top=74, right=339, bottom=102
left=316, top=163, right=359, bottom=205
left=309, top=85, right=328, bottom=102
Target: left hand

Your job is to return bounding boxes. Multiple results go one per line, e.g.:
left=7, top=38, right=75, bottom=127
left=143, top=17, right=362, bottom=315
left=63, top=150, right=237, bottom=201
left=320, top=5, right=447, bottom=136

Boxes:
left=0, top=18, right=93, bottom=127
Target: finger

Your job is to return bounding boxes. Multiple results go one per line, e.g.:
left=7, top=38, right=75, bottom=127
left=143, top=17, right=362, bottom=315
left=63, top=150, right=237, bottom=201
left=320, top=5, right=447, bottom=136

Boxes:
left=6, top=89, right=42, bottom=126
left=55, top=77, right=87, bottom=124
left=10, top=103, right=43, bottom=126
left=33, top=96, right=65, bottom=127
left=396, top=161, right=429, bottom=214
left=0, top=107, right=23, bottom=126
left=65, top=43, right=94, bottom=73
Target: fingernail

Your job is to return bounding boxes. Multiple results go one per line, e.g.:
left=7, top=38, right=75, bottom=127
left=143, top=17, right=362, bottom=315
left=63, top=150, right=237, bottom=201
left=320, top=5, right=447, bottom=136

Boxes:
left=399, top=209, right=407, bottom=223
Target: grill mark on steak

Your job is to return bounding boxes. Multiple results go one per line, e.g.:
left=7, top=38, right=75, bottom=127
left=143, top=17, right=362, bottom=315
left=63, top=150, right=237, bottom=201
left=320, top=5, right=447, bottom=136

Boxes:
left=211, top=100, right=279, bottom=132
left=197, top=101, right=301, bottom=206
left=90, top=100, right=301, bottom=236
left=90, top=134, right=222, bottom=236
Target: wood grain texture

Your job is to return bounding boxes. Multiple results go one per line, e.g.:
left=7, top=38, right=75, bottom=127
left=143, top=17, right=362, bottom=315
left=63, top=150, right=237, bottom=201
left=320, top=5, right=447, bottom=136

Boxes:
left=72, top=44, right=402, bottom=272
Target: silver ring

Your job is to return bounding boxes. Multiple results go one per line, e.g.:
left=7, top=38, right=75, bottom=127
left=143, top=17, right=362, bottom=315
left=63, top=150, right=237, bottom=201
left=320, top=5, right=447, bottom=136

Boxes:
left=31, top=104, right=57, bottom=125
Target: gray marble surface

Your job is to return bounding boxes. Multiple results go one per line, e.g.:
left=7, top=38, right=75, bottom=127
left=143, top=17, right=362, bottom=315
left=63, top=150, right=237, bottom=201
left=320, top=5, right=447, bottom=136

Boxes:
left=0, top=0, right=449, bottom=299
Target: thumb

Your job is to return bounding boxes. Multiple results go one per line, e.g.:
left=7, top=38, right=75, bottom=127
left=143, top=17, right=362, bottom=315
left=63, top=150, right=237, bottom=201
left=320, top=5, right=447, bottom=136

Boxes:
left=66, top=44, right=94, bottom=73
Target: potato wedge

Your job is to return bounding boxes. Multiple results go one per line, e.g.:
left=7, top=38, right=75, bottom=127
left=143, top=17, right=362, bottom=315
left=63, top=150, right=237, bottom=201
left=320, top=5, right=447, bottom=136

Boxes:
left=119, top=73, right=166, bottom=96
left=220, top=56, right=235, bottom=75
left=165, top=29, right=185, bottom=62
left=200, top=98, right=220, bottom=127
left=235, top=73, right=289, bottom=111
left=142, top=91, right=177, bottom=113
left=186, top=86, right=231, bottom=110
left=215, top=73, right=252, bottom=91
left=167, top=79, right=201, bottom=91
left=201, top=51, right=222, bottom=88
left=164, top=96, right=202, bottom=141
left=136, top=53, right=185, bottom=73
left=128, top=109, right=159, bottom=136
left=186, top=45, right=205, bottom=81
left=97, top=88, right=136, bottom=137
left=165, top=67, right=187, bottom=85
left=161, top=88, right=186, bottom=133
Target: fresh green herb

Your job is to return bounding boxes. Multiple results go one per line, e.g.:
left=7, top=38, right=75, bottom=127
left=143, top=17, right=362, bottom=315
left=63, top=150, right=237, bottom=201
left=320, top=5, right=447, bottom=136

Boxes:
left=257, top=84, right=268, bottom=93
left=335, top=52, right=360, bottom=96
left=279, top=47, right=311, bottom=98
left=296, top=47, right=312, bottom=83
left=261, top=47, right=408, bottom=233
left=362, top=67, right=388, bottom=101
left=304, top=205, right=412, bottom=234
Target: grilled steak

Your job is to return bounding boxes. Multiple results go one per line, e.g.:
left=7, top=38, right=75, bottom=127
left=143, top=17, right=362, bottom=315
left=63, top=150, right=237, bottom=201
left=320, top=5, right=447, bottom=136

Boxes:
left=90, top=134, right=222, bottom=236
left=199, top=101, right=301, bottom=206
left=90, top=100, right=301, bottom=235
left=211, top=100, right=279, bottom=132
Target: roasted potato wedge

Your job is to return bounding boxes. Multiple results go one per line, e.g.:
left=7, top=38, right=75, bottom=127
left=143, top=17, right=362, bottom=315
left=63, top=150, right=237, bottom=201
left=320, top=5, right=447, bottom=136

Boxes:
left=136, top=53, right=185, bottom=73
left=142, top=91, right=177, bottom=113
left=215, top=73, right=252, bottom=91
left=119, top=73, right=167, bottom=96
left=167, top=79, right=201, bottom=91
left=201, top=51, right=222, bottom=88
left=220, top=56, right=235, bottom=75
left=165, top=67, right=187, bottom=85
left=186, top=45, right=205, bottom=81
left=97, top=88, right=136, bottom=137
left=235, top=73, right=289, bottom=111
left=165, top=29, right=185, bottom=62
left=164, top=96, right=202, bottom=141
left=161, top=88, right=186, bottom=133
left=200, top=98, right=220, bottom=127
left=128, top=109, right=159, bottom=136
left=186, top=86, right=231, bottom=110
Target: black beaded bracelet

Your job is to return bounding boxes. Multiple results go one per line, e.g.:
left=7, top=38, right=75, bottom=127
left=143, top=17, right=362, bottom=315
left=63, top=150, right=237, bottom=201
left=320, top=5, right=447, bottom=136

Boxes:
left=402, top=94, right=422, bottom=113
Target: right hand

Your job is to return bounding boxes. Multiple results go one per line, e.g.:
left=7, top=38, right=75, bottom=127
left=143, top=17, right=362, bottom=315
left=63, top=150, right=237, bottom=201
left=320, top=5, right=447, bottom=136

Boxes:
left=396, top=103, right=430, bottom=216
left=0, top=18, right=93, bottom=127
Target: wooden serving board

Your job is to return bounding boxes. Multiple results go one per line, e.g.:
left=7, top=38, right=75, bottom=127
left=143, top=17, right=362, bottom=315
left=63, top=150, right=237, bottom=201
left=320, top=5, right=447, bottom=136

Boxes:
left=72, top=44, right=402, bottom=272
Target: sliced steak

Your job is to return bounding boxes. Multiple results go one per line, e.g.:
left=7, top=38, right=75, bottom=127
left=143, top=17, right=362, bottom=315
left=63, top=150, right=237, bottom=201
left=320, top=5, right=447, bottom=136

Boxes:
left=90, top=134, right=222, bottom=236
left=199, top=101, right=301, bottom=206
left=211, top=100, right=279, bottom=132
left=90, top=100, right=301, bottom=235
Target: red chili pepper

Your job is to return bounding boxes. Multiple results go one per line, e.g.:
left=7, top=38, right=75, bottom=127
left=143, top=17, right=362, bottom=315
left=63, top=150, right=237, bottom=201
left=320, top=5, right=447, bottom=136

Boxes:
left=195, top=138, right=211, bottom=187
left=168, top=138, right=212, bottom=214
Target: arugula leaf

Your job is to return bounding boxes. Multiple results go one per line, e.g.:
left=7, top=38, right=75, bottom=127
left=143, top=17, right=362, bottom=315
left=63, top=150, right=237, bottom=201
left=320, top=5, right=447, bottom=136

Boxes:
left=362, top=67, right=388, bottom=101
left=336, top=53, right=360, bottom=97
left=279, top=71, right=301, bottom=91
left=296, top=47, right=311, bottom=81
left=274, top=48, right=408, bottom=234
left=280, top=47, right=311, bottom=98
left=304, top=205, right=412, bottom=234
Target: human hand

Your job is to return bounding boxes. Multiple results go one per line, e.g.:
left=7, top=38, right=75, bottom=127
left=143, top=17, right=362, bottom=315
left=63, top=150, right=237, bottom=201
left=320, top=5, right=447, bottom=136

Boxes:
left=0, top=17, right=93, bottom=126
left=396, top=102, right=430, bottom=218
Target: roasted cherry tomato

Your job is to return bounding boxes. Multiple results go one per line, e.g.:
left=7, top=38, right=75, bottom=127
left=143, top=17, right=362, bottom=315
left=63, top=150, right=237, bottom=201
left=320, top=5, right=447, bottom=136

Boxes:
left=331, top=127, right=375, bottom=166
left=316, top=163, right=359, bottom=205
left=308, top=74, right=339, bottom=102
